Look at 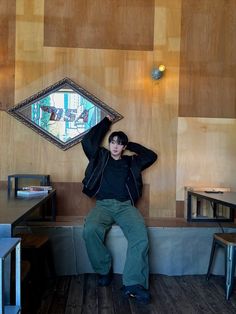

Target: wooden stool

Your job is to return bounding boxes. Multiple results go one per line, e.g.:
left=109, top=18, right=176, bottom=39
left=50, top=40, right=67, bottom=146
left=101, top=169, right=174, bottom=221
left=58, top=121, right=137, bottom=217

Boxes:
left=21, top=260, right=31, bottom=281
left=18, top=233, right=49, bottom=249
left=11, top=260, right=31, bottom=308
left=206, top=233, right=236, bottom=300
left=12, top=259, right=31, bottom=282
left=16, top=233, right=55, bottom=278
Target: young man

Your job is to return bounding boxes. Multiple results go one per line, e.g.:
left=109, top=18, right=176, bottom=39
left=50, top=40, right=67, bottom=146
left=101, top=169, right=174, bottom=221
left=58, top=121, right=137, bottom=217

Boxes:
left=82, top=116, right=157, bottom=304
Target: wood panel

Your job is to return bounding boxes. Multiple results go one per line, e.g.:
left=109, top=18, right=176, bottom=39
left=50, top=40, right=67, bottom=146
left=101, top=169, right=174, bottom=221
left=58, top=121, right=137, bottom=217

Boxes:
left=176, top=117, right=236, bottom=202
left=0, top=0, right=15, bottom=110
left=52, top=182, right=150, bottom=218
left=149, top=0, right=182, bottom=217
left=179, top=0, right=236, bottom=118
left=44, top=0, right=154, bottom=51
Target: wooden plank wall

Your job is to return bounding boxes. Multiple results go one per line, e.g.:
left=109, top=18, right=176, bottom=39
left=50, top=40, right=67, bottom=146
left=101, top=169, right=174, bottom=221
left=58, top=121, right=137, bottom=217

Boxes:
left=0, top=0, right=235, bottom=218
left=179, top=0, right=236, bottom=118
left=0, top=0, right=15, bottom=110
left=176, top=0, right=236, bottom=211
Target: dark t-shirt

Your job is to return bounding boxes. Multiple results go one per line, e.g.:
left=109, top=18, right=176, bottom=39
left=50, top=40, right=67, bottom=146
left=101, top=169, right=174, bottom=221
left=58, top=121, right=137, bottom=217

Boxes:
left=96, top=155, right=130, bottom=202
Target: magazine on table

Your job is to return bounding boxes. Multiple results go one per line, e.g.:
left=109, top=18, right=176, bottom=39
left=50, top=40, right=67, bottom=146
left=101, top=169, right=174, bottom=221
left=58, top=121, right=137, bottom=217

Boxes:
left=16, top=185, right=52, bottom=197
left=21, top=185, right=52, bottom=191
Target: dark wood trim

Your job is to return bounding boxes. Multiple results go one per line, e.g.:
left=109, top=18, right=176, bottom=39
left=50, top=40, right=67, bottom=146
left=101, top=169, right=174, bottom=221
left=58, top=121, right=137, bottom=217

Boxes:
left=176, top=200, right=184, bottom=218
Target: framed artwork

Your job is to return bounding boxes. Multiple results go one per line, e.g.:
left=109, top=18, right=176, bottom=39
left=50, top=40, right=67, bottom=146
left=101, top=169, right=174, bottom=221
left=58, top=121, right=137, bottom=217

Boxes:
left=8, top=77, right=123, bottom=150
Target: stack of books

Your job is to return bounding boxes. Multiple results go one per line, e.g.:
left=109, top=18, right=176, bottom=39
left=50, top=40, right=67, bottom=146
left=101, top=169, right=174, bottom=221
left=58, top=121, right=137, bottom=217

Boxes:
left=16, top=185, right=52, bottom=197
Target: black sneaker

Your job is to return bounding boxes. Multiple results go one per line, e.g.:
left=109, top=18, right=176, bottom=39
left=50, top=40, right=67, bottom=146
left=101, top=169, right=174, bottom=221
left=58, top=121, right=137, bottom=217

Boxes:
left=98, top=268, right=113, bottom=287
left=122, top=284, right=151, bottom=304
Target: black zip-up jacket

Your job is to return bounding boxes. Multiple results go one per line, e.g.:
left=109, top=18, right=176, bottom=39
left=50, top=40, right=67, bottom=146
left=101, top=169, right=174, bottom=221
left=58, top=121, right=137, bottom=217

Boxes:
left=81, top=117, right=158, bottom=205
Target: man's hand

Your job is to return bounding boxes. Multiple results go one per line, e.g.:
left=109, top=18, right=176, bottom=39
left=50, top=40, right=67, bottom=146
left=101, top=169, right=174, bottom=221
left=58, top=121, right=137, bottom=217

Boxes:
left=106, top=114, right=115, bottom=122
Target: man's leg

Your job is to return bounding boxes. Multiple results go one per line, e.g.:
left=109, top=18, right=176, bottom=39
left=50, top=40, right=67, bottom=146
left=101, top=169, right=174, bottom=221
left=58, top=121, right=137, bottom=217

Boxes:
left=114, top=201, right=149, bottom=289
left=83, top=200, right=114, bottom=275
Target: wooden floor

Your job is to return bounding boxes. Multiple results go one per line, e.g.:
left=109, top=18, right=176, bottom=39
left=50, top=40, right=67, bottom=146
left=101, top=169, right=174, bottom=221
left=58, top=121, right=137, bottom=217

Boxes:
left=22, top=274, right=236, bottom=314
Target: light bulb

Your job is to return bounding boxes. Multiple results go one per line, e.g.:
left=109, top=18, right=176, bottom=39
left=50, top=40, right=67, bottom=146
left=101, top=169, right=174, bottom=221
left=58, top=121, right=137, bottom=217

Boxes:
left=158, top=65, right=165, bottom=72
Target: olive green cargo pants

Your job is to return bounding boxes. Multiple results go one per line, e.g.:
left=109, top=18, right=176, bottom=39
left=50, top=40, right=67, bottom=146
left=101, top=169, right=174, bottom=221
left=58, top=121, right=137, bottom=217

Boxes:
left=83, top=199, right=149, bottom=289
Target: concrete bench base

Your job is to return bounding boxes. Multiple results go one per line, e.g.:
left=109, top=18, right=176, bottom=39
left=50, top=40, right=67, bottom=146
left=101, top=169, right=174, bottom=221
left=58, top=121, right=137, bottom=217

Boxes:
left=15, top=223, right=236, bottom=277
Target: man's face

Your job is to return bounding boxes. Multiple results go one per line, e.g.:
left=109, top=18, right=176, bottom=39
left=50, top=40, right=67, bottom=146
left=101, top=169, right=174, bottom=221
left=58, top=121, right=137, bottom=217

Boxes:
left=109, top=136, right=126, bottom=160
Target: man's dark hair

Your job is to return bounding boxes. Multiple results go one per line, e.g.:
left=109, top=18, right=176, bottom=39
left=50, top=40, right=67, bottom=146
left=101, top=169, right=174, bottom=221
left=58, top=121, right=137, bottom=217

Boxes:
left=108, top=131, right=128, bottom=146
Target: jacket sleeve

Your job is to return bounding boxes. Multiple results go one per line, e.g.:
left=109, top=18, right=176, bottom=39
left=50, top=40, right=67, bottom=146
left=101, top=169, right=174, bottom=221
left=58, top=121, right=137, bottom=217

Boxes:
left=81, top=117, right=112, bottom=160
left=126, top=142, right=158, bottom=171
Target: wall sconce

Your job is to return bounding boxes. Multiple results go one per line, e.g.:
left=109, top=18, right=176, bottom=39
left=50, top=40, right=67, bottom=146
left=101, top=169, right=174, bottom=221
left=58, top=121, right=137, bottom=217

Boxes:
left=151, top=65, right=166, bottom=80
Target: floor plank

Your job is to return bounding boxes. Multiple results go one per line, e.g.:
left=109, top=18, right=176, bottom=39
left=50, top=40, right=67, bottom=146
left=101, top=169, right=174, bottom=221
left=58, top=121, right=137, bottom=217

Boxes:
left=82, top=273, right=99, bottom=314
left=48, top=276, right=71, bottom=314
left=98, top=285, right=115, bottom=314
left=65, top=275, right=84, bottom=314
left=111, top=274, right=131, bottom=314
left=174, top=275, right=214, bottom=313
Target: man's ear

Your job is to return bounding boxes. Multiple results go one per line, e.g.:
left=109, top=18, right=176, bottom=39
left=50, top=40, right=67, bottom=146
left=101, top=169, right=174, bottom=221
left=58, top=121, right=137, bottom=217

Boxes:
left=123, top=145, right=127, bottom=151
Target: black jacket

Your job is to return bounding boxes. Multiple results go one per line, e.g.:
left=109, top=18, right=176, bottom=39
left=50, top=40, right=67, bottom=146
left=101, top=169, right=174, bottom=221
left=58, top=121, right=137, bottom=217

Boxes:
left=81, top=117, right=158, bottom=205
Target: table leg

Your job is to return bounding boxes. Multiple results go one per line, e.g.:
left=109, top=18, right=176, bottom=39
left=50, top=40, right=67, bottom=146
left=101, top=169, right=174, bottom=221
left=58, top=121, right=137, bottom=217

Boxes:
left=0, top=226, right=12, bottom=305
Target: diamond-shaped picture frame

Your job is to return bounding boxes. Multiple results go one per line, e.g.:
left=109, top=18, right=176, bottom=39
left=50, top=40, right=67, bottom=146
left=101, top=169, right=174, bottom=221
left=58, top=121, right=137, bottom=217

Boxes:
left=8, top=77, right=123, bottom=150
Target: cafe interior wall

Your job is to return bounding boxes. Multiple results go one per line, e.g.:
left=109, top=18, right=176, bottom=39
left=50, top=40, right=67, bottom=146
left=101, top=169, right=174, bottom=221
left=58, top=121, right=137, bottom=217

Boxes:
left=0, top=0, right=236, bottom=219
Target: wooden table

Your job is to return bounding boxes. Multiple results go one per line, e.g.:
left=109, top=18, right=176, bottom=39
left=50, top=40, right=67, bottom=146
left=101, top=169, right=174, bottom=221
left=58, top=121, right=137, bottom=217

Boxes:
left=0, top=189, right=56, bottom=303
left=0, top=189, right=56, bottom=237
left=187, top=191, right=236, bottom=222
